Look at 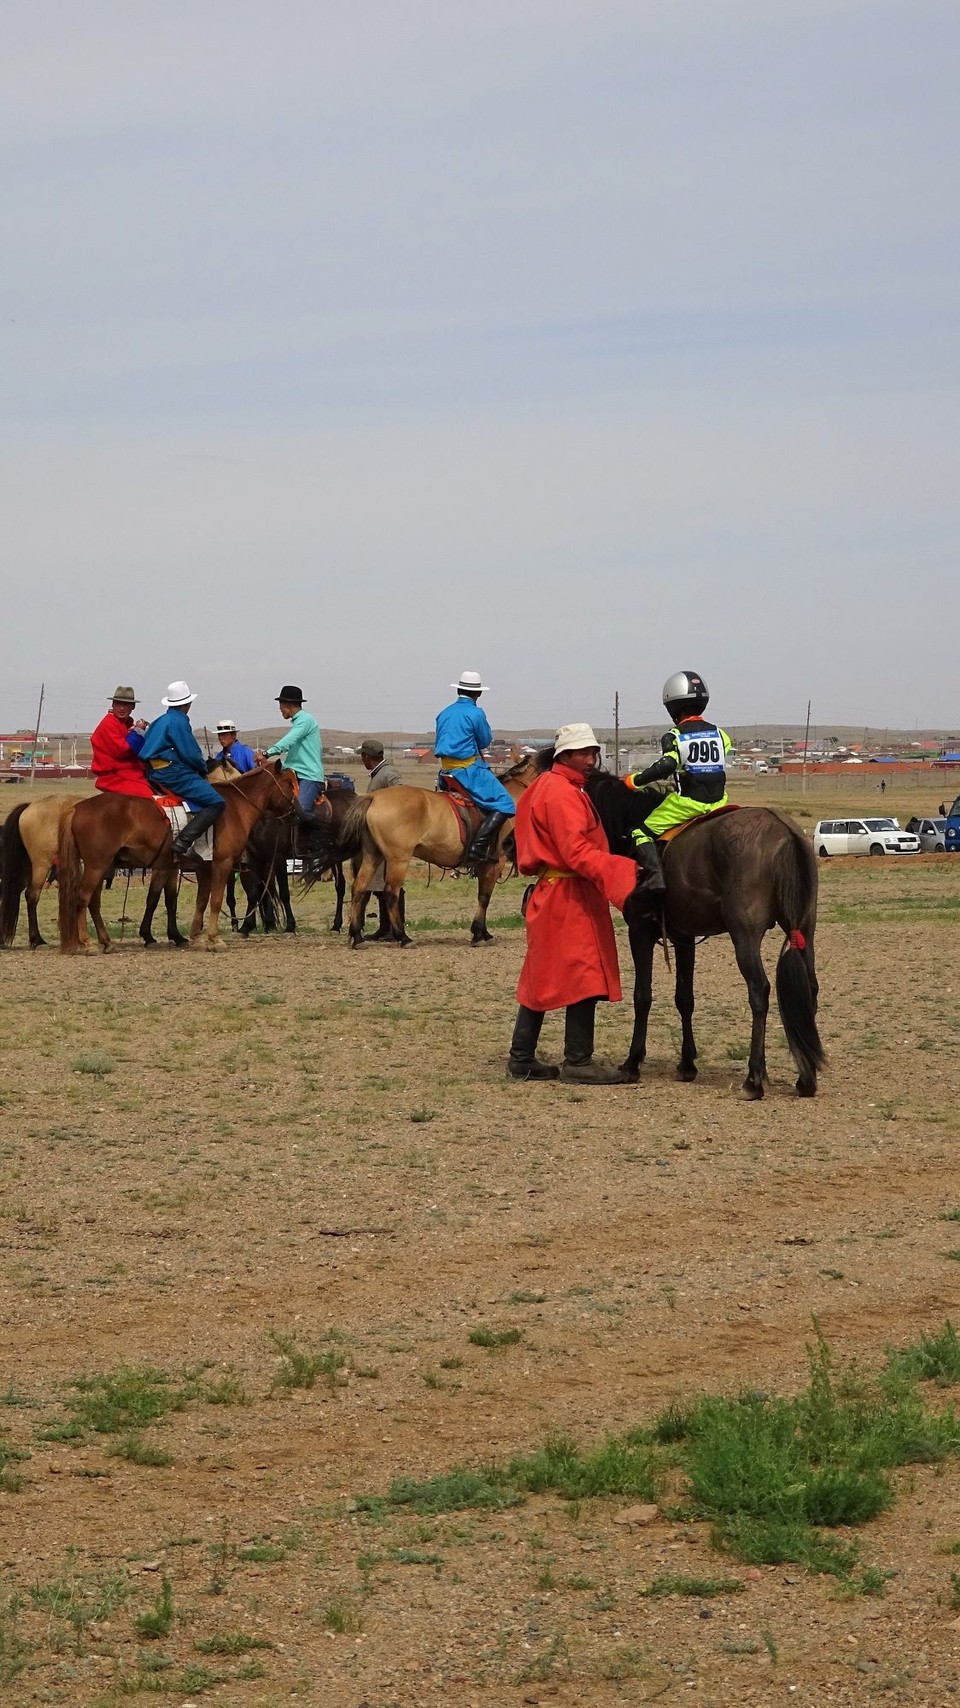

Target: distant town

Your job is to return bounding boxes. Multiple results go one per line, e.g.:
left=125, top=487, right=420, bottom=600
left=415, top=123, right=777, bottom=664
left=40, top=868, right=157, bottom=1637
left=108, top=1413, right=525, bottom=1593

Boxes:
left=2, top=726, right=959, bottom=782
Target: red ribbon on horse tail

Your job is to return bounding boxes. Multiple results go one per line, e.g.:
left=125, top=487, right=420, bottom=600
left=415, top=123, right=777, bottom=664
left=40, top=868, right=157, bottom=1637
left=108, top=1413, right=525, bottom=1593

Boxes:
left=789, top=929, right=806, bottom=951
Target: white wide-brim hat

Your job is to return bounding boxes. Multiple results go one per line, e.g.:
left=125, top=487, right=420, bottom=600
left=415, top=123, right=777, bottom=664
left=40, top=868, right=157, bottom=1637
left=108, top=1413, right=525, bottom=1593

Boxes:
left=216, top=719, right=238, bottom=733
left=451, top=670, right=489, bottom=692
left=554, top=721, right=600, bottom=757
left=161, top=680, right=197, bottom=708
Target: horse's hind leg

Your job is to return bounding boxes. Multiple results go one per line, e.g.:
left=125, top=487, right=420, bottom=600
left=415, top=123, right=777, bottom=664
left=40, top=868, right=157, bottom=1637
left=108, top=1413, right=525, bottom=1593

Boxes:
left=26, top=875, right=46, bottom=948
left=330, top=862, right=344, bottom=933
left=86, top=880, right=113, bottom=952
left=383, top=858, right=412, bottom=946
left=731, top=928, right=770, bottom=1100
left=348, top=849, right=379, bottom=948
left=674, top=934, right=698, bottom=1082
left=278, top=863, right=296, bottom=932
left=163, top=873, right=187, bottom=946
left=470, top=862, right=498, bottom=944
left=622, top=922, right=655, bottom=1078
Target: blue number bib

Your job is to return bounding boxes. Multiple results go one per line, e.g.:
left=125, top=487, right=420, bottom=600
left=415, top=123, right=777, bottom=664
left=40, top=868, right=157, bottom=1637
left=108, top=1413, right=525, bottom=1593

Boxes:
left=677, top=728, right=725, bottom=775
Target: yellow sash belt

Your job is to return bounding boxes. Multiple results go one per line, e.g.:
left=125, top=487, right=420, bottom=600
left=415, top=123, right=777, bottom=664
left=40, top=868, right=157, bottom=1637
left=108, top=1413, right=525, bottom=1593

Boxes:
left=147, top=758, right=171, bottom=769
left=538, top=867, right=574, bottom=882
left=439, top=756, right=476, bottom=770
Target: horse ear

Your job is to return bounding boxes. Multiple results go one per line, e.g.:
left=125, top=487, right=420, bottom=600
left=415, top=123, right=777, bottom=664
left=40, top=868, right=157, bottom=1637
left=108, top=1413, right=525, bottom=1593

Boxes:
left=272, top=759, right=283, bottom=775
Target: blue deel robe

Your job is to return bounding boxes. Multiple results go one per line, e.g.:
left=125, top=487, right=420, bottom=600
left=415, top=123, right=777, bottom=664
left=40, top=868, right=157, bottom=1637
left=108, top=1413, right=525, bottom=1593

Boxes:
left=434, top=696, right=514, bottom=813
left=139, top=709, right=225, bottom=813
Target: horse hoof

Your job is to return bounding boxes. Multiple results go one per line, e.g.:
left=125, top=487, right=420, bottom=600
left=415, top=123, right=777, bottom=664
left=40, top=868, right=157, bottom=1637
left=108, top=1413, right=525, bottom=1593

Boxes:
left=742, top=1080, right=764, bottom=1101
left=170, top=937, right=188, bottom=949
left=796, top=1078, right=817, bottom=1098
left=676, top=1064, right=697, bottom=1082
left=619, top=1063, right=641, bottom=1084
left=141, top=938, right=155, bottom=949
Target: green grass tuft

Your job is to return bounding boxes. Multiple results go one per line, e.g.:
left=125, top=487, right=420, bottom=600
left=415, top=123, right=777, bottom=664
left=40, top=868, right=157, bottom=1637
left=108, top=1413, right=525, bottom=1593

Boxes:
left=134, top=1576, right=174, bottom=1639
left=468, top=1326, right=522, bottom=1349
left=887, top=1322, right=960, bottom=1386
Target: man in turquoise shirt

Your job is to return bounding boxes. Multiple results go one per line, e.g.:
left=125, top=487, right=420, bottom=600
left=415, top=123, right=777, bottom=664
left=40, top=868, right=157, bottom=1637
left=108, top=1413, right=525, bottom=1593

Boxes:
left=260, top=685, right=325, bottom=812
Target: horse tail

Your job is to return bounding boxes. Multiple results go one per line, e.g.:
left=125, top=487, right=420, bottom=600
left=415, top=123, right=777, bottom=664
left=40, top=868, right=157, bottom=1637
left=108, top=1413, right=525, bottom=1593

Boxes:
left=0, top=804, right=30, bottom=945
left=774, top=828, right=825, bottom=1093
left=337, top=796, right=372, bottom=858
left=56, top=809, right=84, bottom=955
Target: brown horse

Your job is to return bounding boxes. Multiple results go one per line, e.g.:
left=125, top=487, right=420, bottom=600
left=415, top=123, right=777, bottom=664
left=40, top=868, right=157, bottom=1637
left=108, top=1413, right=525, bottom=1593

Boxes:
left=324, top=755, right=537, bottom=947
left=57, top=763, right=299, bottom=954
left=587, top=770, right=825, bottom=1098
left=0, top=794, right=185, bottom=950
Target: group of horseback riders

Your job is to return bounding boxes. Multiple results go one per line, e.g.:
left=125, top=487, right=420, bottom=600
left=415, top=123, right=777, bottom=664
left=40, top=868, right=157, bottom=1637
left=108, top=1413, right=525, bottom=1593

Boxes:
left=90, top=681, right=325, bottom=858
left=90, top=665, right=728, bottom=880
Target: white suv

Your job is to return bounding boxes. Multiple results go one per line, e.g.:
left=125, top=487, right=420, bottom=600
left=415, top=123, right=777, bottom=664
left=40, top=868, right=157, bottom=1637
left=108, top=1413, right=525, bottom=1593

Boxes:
left=813, top=817, right=921, bottom=857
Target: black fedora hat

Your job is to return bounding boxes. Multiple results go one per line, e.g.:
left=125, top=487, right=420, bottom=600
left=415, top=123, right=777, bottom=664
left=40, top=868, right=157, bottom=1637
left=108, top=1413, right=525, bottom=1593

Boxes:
left=276, top=685, right=305, bottom=704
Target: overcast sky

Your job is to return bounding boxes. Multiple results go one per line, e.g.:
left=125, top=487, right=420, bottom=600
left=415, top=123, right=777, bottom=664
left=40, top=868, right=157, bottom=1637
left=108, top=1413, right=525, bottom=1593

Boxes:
left=2, top=0, right=958, bottom=736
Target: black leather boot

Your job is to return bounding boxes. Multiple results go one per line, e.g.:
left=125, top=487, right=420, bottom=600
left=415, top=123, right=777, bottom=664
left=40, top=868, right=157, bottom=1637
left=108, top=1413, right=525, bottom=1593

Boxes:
left=172, top=804, right=223, bottom=857
left=508, top=1006, right=559, bottom=1080
left=465, top=811, right=509, bottom=865
left=633, top=840, right=666, bottom=896
left=561, top=997, right=632, bottom=1084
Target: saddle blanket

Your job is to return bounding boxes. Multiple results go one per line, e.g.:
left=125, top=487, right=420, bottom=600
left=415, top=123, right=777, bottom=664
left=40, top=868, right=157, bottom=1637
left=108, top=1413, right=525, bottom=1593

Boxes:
left=157, top=799, right=214, bottom=861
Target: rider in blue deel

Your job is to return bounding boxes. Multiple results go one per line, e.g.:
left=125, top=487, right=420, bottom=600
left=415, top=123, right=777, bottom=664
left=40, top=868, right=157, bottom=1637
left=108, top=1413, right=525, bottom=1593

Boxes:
left=138, top=680, right=227, bottom=857
left=435, top=669, right=516, bottom=864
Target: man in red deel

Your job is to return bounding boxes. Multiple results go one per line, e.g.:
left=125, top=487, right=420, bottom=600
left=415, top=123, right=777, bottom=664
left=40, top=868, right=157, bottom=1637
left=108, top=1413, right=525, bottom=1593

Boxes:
left=507, top=722, right=641, bottom=1086
left=89, top=685, right=154, bottom=799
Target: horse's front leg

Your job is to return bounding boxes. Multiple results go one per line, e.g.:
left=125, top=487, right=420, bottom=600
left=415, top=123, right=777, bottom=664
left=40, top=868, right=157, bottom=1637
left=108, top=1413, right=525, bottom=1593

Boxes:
left=188, top=865, right=209, bottom=944
left=204, top=860, right=230, bottom=949
left=731, top=928, right=770, bottom=1100
left=622, top=920, right=655, bottom=1078
left=673, top=934, right=698, bottom=1081
left=226, top=870, right=239, bottom=931
left=470, top=859, right=499, bottom=944
left=163, top=870, right=186, bottom=946
left=278, top=862, right=296, bottom=932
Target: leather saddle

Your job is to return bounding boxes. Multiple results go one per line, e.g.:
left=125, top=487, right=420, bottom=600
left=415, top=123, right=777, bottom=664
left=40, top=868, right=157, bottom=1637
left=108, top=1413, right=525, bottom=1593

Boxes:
left=436, top=774, right=482, bottom=855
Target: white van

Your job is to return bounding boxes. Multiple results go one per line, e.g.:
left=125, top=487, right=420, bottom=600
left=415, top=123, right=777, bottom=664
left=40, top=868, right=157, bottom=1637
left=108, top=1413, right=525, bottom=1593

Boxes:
left=812, top=818, right=921, bottom=857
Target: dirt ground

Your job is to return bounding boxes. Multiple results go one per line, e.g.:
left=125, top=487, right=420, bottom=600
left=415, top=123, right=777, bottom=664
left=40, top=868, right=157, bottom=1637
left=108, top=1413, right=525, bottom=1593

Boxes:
left=1, top=780, right=959, bottom=1707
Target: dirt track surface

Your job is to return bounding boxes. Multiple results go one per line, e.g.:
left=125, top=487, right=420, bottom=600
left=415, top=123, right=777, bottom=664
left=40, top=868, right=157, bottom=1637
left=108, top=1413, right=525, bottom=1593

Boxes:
left=1, top=845, right=959, bottom=1706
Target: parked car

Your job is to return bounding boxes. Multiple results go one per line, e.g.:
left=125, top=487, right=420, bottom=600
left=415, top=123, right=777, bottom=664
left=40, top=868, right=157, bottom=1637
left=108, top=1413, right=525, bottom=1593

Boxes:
left=905, top=816, right=947, bottom=852
left=812, top=818, right=921, bottom=857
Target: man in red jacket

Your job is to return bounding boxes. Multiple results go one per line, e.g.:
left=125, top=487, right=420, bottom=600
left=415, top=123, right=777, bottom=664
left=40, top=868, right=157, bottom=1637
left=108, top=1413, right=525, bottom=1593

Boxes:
left=508, top=722, right=640, bottom=1085
left=90, top=686, right=154, bottom=799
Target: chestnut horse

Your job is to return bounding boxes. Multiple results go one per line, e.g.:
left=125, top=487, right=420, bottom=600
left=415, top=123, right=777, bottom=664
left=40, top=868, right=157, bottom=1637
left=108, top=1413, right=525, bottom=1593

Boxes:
left=57, top=763, right=298, bottom=954
left=320, top=755, right=537, bottom=947
left=586, top=769, right=825, bottom=1099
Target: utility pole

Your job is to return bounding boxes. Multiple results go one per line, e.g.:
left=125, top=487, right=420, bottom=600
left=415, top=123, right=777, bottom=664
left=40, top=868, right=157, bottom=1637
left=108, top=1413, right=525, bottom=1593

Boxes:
left=613, top=691, right=620, bottom=773
left=28, top=683, right=44, bottom=787
left=801, top=699, right=812, bottom=796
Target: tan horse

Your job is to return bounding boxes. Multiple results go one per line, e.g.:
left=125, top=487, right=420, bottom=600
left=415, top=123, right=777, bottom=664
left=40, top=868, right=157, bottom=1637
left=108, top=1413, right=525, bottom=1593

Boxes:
left=0, top=796, right=86, bottom=947
left=56, top=763, right=299, bottom=954
left=333, top=755, right=537, bottom=947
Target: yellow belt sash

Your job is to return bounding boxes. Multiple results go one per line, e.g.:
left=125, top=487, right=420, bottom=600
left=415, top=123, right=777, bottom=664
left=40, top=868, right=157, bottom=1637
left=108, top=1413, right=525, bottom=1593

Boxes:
left=147, top=758, right=171, bottom=769
left=439, top=756, right=476, bottom=770
left=538, top=867, right=574, bottom=883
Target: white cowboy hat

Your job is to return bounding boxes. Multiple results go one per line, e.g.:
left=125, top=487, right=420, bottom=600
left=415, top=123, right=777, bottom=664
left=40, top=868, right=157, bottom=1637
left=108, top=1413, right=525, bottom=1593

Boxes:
left=161, top=680, right=197, bottom=708
left=216, top=718, right=238, bottom=733
left=554, top=721, right=600, bottom=757
left=451, top=669, right=489, bottom=693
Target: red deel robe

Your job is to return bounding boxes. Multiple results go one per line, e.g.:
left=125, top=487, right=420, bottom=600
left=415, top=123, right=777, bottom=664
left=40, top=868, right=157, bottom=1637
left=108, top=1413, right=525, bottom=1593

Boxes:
left=90, top=712, right=155, bottom=799
left=515, top=762, right=638, bottom=1011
